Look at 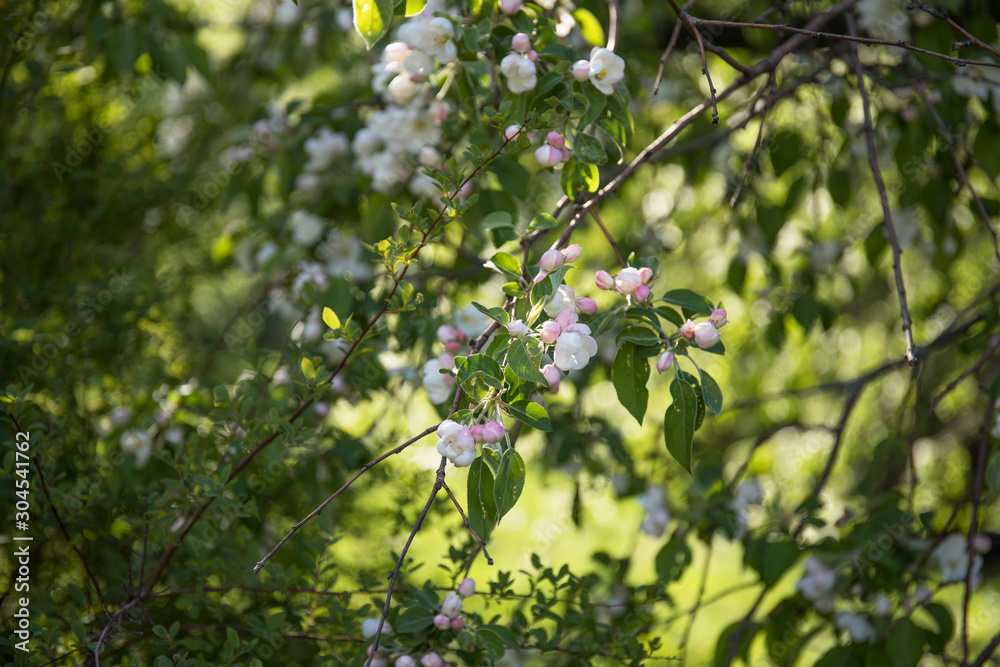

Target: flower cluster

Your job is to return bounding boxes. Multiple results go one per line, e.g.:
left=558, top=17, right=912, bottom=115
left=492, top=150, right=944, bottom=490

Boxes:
left=436, top=419, right=506, bottom=467
left=595, top=266, right=654, bottom=302
left=932, top=533, right=989, bottom=585
left=500, top=33, right=538, bottom=94
left=572, top=47, right=626, bottom=95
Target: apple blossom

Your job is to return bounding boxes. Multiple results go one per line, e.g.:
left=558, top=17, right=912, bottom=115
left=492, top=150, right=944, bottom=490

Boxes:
left=835, top=612, right=874, bottom=643
left=303, top=128, right=348, bottom=171
left=595, top=270, right=614, bottom=290
left=500, top=52, right=537, bottom=94
left=370, top=653, right=388, bottom=667
left=656, top=351, right=674, bottom=374
left=526, top=49, right=539, bottom=62
left=399, top=16, right=457, bottom=64
left=544, top=285, right=577, bottom=317
left=614, top=267, right=642, bottom=295
left=396, top=657, right=416, bottom=667
left=482, top=421, right=505, bottom=444
left=535, top=144, right=563, bottom=167
left=632, top=284, right=650, bottom=302
left=588, top=47, right=626, bottom=95
left=437, top=325, right=464, bottom=344
left=555, top=308, right=579, bottom=330
left=577, top=297, right=597, bottom=315
left=679, top=319, right=696, bottom=339
left=433, top=613, right=451, bottom=630
left=450, top=617, right=465, bottom=630
left=361, top=618, right=392, bottom=638
left=542, top=363, right=561, bottom=391
left=458, top=577, right=476, bottom=597
left=512, top=33, right=531, bottom=54
left=422, top=359, right=455, bottom=404
left=436, top=421, right=476, bottom=467
left=638, top=267, right=654, bottom=284
left=562, top=243, right=583, bottom=262
left=572, top=59, right=591, bottom=82
left=710, top=308, right=728, bottom=328
left=539, top=320, right=562, bottom=345
left=441, top=591, right=463, bottom=618
left=539, top=248, right=565, bottom=272
left=554, top=323, right=599, bottom=371
left=421, top=653, right=443, bottom=667
left=933, top=533, right=983, bottom=583
left=507, top=319, right=529, bottom=338
left=796, top=557, right=835, bottom=611
left=693, top=322, right=720, bottom=348
left=499, top=0, right=522, bottom=13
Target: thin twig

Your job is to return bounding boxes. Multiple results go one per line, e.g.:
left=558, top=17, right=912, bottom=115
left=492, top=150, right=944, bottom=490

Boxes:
left=666, top=0, right=719, bottom=123
left=729, top=72, right=776, bottom=207
left=440, top=479, right=494, bottom=565
left=916, top=83, right=1000, bottom=266
left=589, top=209, right=627, bottom=267
left=653, top=0, right=694, bottom=95
left=367, top=457, right=448, bottom=665
left=907, top=1, right=1000, bottom=59
left=848, top=14, right=918, bottom=366
left=926, top=338, right=1000, bottom=416
left=253, top=424, right=439, bottom=574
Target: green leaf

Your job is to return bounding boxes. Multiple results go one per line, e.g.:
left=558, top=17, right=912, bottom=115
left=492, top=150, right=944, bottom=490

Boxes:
left=578, top=86, right=607, bottom=128
left=697, top=367, right=723, bottom=416
left=655, top=535, right=692, bottom=583
left=661, top=289, right=714, bottom=316
left=482, top=211, right=514, bottom=231
left=477, top=627, right=506, bottom=659
left=395, top=607, right=435, bottom=633
left=300, top=357, right=316, bottom=381
left=615, top=325, right=661, bottom=347
left=922, top=603, right=953, bottom=653
left=748, top=540, right=799, bottom=586
left=226, top=627, right=240, bottom=650
left=322, top=306, right=341, bottom=330
left=507, top=339, right=547, bottom=384
left=353, top=0, right=394, bottom=48
left=493, top=449, right=526, bottom=522
left=486, top=251, right=522, bottom=279
left=572, top=8, right=605, bottom=46
left=106, top=24, right=140, bottom=72
left=471, top=301, right=510, bottom=325
left=816, top=646, right=860, bottom=667
left=479, top=624, right=520, bottom=649
left=72, top=621, right=89, bottom=642
left=404, top=0, right=426, bottom=15
left=612, top=343, right=649, bottom=425
left=560, top=157, right=599, bottom=197
left=468, top=457, right=498, bottom=541
left=456, top=354, right=504, bottom=390
left=501, top=282, right=525, bottom=297
left=887, top=619, right=925, bottom=667
left=664, top=378, right=697, bottom=472
left=506, top=400, right=552, bottom=431
left=573, top=132, right=607, bottom=165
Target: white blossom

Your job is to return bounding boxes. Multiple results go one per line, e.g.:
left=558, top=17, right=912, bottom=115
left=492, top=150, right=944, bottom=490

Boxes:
left=289, top=211, right=325, bottom=246
left=422, top=359, right=455, bottom=404
left=554, top=323, right=598, bottom=371
left=855, top=0, right=910, bottom=43
left=361, top=618, right=392, bottom=638
left=796, top=557, right=835, bottom=612
left=933, top=533, right=983, bottom=584
left=588, top=47, right=625, bottom=95
left=835, top=611, right=875, bottom=643
left=304, top=128, right=348, bottom=171
left=441, top=590, right=464, bottom=617
left=398, top=16, right=457, bottom=64
left=544, top=285, right=576, bottom=317
left=454, top=304, right=491, bottom=338
left=500, top=52, right=537, bottom=94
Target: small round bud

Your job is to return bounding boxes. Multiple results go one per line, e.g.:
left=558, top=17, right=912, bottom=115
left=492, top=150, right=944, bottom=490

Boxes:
left=656, top=351, right=674, bottom=374
left=458, top=577, right=476, bottom=597
left=433, top=614, right=451, bottom=630
left=577, top=297, right=597, bottom=315
left=975, top=534, right=992, bottom=553
left=561, top=243, right=582, bottom=262
left=535, top=144, right=563, bottom=167
left=614, top=267, right=642, bottom=295
left=546, top=132, right=566, bottom=150
left=504, top=124, right=521, bottom=141
left=512, top=33, right=531, bottom=54
left=572, top=59, right=591, bottom=82
left=539, top=248, right=565, bottom=272
left=396, top=657, right=417, bottom=667
left=632, top=284, right=650, bottom=302
left=638, top=267, right=654, bottom=284
left=539, top=320, right=562, bottom=345
left=450, top=617, right=465, bottom=630
left=499, top=0, right=522, bottom=15
left=507, top=319, right=529, bottom=338
left=710, top=308, right=727, bottom=328
left=421, top=652, right=443, bottom=667
left=693, top=321, right=721, bottom=348
left=482, top=421, right=505, bottom=444
left=679, top=319, right=695, bottom=339
left=470, top=424, right=486, bottom=444
left=595, top=270, right=614, bottom=290
left=526, top=49, right=539, bottom=62
left=542, top=363, right=562, bottom=390
left=429, top=100, right=450, bottom=125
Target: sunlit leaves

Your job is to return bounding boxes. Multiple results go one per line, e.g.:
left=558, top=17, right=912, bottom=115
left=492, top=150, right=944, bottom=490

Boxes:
left=612, top=342, right=649, bottom=425
left=353, top=0, right=393, bottom=48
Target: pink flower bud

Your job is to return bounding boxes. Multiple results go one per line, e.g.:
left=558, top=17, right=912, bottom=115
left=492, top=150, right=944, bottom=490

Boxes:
left=433, top=614, right=451, bottom=630
left=458, top=577, right=476, bottom=597
left=450, top=617, right=465, bottom=630
left=546, top=132, right=566, bottom=150
left=975, top=534, right=992, bottom=553
left=437, top=325, right=462, bottom=343
left=535, top=144, right=563, bottom=167
left=562, top=244, right=582, bottom=262
left=572, top=59, right=591, bottom=82
left=710, top=308, right=727, bottom=328
left=693, top=321, right=721, bottom=348
left=614, top=267, right=642, bottom=295
left=539, top=320, right=562, bottom=344
left=656, top=351, right=674, bottom=374
left=679, top=319, right=695, bottom=339
left=499, top=0, right=522, bottom=14
left=507, top=319, right=529, bottom=337
left=482, top=421, right=505, bottom=444
left=444, top=340, right=462, bottom=353
left=632, top=284, right=650, bottom=302
left=542, top=363, right=561, bottom=390
left=595, top=270, right=614, bottom=290
left=527, top=49, right=539, bottom=62
left=555, top=308, right=578, bottom=330
left=512, top=33, right=531, bottom=54
left=638, top=267, right=654, bottom=284
left=396, top=657, right=417, bottom=667
left=429, top=100, right=450, bottom=125
left=539, top=248, right=565, bottom=272
left=504, top=124, right=522, bottom=141
left=470, top=424, right=485, bottom=444
left=577, top=297, right=597, bottom=315
left=421, top=652, right=443, bottom=667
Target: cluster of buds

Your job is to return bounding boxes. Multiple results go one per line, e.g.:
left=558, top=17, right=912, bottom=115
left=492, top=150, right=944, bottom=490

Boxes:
left=535, top=243, right=581, bottom=283
left=595, top=266, right=654, bottom=302
left=436, top=420, right=506, bottom=467
left=436, top=325, right=467, bottom=354
left=365, top=581, right=476, bottom=664
left=679, top=309, right=727, bottom=350
left=535, top=131, right=569, bottom=168
left=500, top=33, right=539, bottom=94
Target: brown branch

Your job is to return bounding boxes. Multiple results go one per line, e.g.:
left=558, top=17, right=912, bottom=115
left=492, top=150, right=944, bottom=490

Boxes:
left=653, top=6, right=689, bottom=96
left=666, top=0, right=719, bottom=123
left=907, top=1, right=1000, bottom=60
left=589, top=209, right=627, bottom=268
left=916, top=83, right=1000, bottom=266
left=440, top=479, right=494, bottom=565
left=848, top=14, right=918, bottom=366
left=729, top=72, right=776, bottom=207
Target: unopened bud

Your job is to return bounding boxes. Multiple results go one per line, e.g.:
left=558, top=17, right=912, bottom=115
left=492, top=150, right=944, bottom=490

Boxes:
left=595, top=270, right=614, bottom=290
left=577, top=297, right=597, bottom=314
left=539, top=248, right=565, bottom=272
